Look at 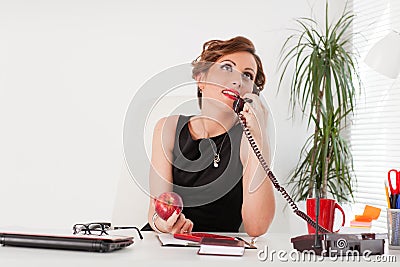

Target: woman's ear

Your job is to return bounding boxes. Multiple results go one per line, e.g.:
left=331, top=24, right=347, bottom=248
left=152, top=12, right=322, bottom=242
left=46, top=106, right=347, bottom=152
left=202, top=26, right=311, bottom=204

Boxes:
left=195, top=73, right=205, bottom=91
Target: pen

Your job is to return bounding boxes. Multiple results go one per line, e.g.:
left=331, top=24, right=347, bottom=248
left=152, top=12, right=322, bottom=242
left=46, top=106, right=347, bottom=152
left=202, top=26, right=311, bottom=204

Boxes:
left=397, top=195, right=400, bottom=209
left=392, top=194, right=399, bottom=210
left=235, top=236, right=257, bottom=249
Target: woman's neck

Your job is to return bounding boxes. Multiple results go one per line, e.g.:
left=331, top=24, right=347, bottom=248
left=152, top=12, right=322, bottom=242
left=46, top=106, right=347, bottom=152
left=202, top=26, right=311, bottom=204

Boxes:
left=189, top=109, right=238, bottom=139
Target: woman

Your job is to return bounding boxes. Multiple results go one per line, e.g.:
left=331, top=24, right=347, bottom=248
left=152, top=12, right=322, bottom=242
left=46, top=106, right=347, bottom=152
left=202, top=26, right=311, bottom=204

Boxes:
left=145, top=36, right=275, bottom=237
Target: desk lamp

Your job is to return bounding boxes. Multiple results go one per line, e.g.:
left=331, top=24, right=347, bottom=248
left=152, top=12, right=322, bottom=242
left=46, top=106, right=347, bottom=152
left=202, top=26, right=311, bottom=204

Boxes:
left=364, top=30, right=400, bottom=79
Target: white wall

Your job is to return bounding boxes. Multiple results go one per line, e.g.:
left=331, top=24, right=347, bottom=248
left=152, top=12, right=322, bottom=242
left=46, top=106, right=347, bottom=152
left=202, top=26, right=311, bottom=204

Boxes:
left=0, top=0, right=349, bottom=233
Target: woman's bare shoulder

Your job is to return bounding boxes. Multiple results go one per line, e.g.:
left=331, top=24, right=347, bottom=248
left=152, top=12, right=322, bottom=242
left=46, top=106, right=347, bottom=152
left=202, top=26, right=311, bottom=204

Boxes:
left=153, top=115, right=181, bottom=150
left=154, top=115, right=180, bottom=131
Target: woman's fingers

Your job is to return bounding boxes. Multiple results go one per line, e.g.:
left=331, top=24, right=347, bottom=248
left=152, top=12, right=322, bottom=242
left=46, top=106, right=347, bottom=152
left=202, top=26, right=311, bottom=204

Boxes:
left=239, top=93, right=268, bottom=144
left=165, top=212, right=187, bottom=234
left=161, top=212, right=194, bottom=234
left=242, top=93, right=263, bottom=115
left=180, top=219, right=194, bottom=234
left=176, top=218, right=194, bottom=234
left=171, top=214, right=186, bottom=234
left=164, top=211, right=180, bottom=232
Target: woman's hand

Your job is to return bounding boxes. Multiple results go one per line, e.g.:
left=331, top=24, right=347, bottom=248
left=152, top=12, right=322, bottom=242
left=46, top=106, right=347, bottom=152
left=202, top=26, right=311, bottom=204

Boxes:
left=239, top=93, right=268, bottom=147
left=155, top=211, right=194, bottom=234
left=239, top=93, right=275, bottom=237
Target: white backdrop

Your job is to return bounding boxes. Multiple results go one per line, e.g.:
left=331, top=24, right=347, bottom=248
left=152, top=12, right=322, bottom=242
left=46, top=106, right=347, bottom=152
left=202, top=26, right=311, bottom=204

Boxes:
left=0, top=0, right=348, bottom=233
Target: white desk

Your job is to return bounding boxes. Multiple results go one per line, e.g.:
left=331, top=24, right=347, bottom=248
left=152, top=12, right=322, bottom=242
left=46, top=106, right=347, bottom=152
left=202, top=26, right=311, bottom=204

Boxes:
left=0, top=232, right=399, bottom=267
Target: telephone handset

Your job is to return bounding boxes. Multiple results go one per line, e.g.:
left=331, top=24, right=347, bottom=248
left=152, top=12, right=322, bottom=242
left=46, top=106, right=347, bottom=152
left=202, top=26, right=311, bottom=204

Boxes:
left=232, top=96, right=331, bottom=234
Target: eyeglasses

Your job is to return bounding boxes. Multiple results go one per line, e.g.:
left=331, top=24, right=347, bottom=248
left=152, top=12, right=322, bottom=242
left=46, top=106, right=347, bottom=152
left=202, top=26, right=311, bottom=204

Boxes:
left=73, top=222, right=143, bottom=240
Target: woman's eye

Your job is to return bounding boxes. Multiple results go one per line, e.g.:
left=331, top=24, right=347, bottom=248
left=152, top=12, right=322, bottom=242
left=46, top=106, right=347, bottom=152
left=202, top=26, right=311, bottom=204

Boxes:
left=220, top=63, right=233, bottom=72
left=242, top=72, right=254, bottom=81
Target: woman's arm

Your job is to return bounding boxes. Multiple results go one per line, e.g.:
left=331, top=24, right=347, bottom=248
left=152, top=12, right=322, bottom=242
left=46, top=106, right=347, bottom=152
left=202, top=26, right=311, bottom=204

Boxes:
left=239, top=94, right=275, bottom=237
left=147, top=116, right=194, bottom=234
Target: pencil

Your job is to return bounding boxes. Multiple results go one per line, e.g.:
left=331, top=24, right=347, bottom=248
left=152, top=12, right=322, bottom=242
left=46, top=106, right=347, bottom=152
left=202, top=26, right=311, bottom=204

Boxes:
left=385, top=180, right=391, bottom=209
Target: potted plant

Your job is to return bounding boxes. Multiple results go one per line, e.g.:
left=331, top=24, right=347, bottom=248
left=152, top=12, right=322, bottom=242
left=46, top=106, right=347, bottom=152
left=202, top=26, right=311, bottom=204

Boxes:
left=278, top=2, right=359, bottom=230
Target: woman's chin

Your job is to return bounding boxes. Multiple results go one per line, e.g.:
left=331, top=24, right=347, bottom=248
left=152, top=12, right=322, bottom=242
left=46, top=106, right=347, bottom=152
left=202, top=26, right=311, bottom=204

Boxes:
left=218, top=103, right=236, bottom=115
left=202, top=98, right=235, bottom=114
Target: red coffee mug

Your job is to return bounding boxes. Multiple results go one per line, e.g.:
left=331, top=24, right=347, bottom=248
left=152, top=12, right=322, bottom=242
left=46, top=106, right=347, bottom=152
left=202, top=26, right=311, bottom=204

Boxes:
left=306, top=198, right=345, bottom=233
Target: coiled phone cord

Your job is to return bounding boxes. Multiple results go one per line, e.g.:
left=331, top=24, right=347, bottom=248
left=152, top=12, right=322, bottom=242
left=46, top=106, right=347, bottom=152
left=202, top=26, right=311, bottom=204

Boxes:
left=237, top=112, right=331, bottom=234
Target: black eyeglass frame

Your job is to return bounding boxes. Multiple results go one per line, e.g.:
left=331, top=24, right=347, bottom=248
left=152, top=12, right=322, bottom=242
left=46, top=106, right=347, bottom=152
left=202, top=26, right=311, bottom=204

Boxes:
left=72, top=222, right=143, bottom=240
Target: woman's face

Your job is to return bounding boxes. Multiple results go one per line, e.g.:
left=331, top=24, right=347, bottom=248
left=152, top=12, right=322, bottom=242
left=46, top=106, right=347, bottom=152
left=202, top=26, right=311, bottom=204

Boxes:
left=199, top=51, right=258, bottom=110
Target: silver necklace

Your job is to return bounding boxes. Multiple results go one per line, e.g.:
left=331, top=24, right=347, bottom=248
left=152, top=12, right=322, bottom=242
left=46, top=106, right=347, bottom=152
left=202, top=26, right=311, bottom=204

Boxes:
left=208, top=134, right=228, bottom=168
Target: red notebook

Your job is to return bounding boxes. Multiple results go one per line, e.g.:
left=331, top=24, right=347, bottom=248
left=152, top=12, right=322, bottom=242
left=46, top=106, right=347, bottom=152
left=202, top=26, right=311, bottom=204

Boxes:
left=173, top=232, right=235, bottom=243
left=197, top=237, right=245, bottom=256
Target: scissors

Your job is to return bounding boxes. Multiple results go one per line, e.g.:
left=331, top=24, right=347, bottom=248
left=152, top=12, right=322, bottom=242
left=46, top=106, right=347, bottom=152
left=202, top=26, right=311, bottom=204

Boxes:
left=388, top=169, right=400, bottom=195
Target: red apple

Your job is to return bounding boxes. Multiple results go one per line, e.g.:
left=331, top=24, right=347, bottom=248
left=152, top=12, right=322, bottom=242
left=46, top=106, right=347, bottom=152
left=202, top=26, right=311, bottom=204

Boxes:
left=154, top=192, right=183, bottom=220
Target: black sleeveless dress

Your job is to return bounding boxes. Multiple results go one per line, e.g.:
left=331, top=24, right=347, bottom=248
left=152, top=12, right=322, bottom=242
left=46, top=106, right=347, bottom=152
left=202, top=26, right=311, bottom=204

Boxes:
left=142, top=115, right=244, bottom=232
left=172, top=115, right=243, bottom=232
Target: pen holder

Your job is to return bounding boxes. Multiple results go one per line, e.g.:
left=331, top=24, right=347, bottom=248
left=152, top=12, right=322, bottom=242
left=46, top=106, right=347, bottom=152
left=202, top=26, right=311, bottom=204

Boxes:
left=387, top=208, right=400, bottom=249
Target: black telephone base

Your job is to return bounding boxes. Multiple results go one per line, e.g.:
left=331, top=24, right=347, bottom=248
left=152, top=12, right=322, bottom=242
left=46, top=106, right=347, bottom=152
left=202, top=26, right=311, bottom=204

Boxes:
left=291, top=233, right=387, bottom=256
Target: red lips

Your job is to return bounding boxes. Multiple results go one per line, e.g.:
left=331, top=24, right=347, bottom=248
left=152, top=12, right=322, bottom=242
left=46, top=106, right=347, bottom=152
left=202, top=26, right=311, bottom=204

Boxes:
left=221, top=89, right=240, bottom=100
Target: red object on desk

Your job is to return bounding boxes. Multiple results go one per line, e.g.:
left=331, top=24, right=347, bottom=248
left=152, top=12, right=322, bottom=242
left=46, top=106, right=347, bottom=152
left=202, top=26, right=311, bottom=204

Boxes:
left=388, top=169, right=400, bottom=195
left=173, top=232, right=235, bottom=242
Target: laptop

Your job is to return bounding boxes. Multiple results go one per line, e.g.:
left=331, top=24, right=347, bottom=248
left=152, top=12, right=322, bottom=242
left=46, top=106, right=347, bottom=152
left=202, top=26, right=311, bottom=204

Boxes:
left=0, top=231, right=134, bottom=253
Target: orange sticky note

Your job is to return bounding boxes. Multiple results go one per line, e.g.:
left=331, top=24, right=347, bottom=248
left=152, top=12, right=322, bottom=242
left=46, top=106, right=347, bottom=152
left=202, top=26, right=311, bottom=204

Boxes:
left=354, top=215, right=373, bottom=222
left=363, top=205, right=381, bottom=220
